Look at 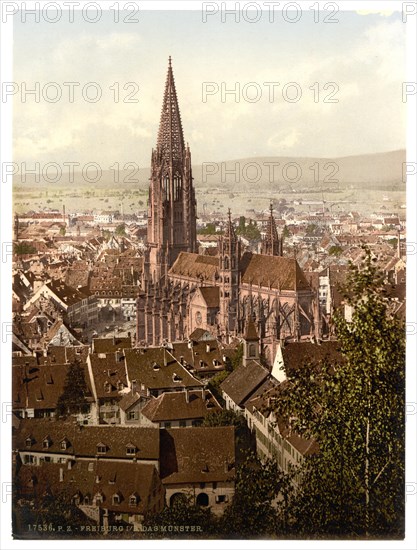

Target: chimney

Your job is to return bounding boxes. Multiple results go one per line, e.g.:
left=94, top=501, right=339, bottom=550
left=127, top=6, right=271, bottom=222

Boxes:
left=67, top=460, right=73, bottom=470
left=206, top=343, right=211, bottom=353
left=185, top=388, right=190, bottom=404
left=180, top=356, right=184, bottom=365
left=224, top=460, right=229, bottom=473
left=59, top=467, right=64, bottom=482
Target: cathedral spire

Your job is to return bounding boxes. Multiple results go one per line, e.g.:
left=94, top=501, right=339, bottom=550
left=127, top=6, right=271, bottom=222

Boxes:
left=261, top=202, right=282, bottom=256
left=225, top=208, right=237, bottom=241
left=157, top=56, right=185, bottom=164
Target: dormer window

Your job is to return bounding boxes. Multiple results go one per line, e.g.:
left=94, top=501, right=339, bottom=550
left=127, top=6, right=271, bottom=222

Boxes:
left=42, top=436, right=51, bottom=449
left=60, top=438, right=69, bottom=450
left=126, top=444, right=136, bottom=456
left=112, top=493, right=121, bottom=505
left=129, top=494, right=138, bottom=506
left=25, top=436, right=33, bottom=448
left=117, top=380, right=124, bottom=391
left=97, top=443, right=107, bottom=455
left=94, top=492, right=103, bottom=505
left=104, top=382, right=111, bottom=393
left=83, top=495, right=90, bottom=505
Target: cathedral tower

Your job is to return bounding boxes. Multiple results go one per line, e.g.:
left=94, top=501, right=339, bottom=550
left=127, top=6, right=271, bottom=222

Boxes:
left=218, top=210, right=241, bottom=336
left=146, top=57, right=197, bottom=283
left=261, top=203, right=283, bottom=256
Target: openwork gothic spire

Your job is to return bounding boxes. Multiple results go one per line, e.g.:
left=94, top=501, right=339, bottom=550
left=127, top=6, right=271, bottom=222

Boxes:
left=225, top=208, right=237, bottom=241
left=266, top=202, right=279, bottom=243
left=261, top=202, right=282, bottom=256
left=157, top=56, right=185, bottom=163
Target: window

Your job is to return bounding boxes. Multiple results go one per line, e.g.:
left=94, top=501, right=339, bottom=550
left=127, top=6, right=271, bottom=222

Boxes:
left=94, top=493, right=103, bottom=505
left=179, top=420, right=186, bottom=428
left=215, top=495, right=228, bottom=503
left=126, top=445, right=136, bottom=456
left=112, top=494, right=121, bottom=505
left=129, top=494, right=137, bottom=506
left=42, top=438, right=50, bottom=449
left=25, top=437, right=32, bottom=448
left=61, top=439, right=69, bottom=450
left=97, top=444, right=107, bottom=454
left=127, top=411, right=136, bottom=420
left=249, top=344, right=256, bottom=357
left=164, top=422, right=171, bottom=429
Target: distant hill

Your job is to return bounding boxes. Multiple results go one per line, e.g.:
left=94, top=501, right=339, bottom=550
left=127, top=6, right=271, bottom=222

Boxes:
left=193, top=150, right=406, bottom=192
left=14, top=150, right=406, bottom=192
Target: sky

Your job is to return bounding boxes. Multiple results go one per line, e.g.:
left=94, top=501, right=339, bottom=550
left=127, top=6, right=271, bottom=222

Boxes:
left=13, top=8, right=407, bottom=168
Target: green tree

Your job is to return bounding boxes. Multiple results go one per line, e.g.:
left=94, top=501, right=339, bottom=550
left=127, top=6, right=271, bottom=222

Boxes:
left=217, top=451, right=291, bottom=538
left=143, top=494, right=215, bottom=538
left=197, top=223, right=219, bottom=235
left=59, top=226, right=66, bottom=236
left=236, top=221, right=261, bottom=240
left=328, top=244, right=342, bottom=256
left=56, top=361, right=90, bottom=417
left=274, top=248, right=405, bottom=538
left=115, top=223, right=126, bottom=236
left=14, top=242, right=37, bottom=255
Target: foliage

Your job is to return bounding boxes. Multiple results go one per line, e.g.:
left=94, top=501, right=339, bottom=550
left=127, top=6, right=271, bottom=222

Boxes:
left=207, top=370, right=229, bottom=405
left=143, top=494, right=215, bottom=538
left=273, top=248, right=405, bottom=538
left=217, top=451, right=291, bottom=538
left=59, top=226, right=66, bottom=236
left=197, top=223, right=219, bottom=235
left=231, top=343, right=243, bottom=370
left=14, top=242, right=37, bottom=255
left=56, top=361, right=90, bottom=417
left=115, top=224, right=126, bottom=236
left=236, top=220, right=261, bottom=240
left=305, top=223, right=318, bottom=235
left=328, top=245, right=342, bottom=256
left=203, top=408, right=246, bottom=429
left=282, top=225, right=290, bottom=238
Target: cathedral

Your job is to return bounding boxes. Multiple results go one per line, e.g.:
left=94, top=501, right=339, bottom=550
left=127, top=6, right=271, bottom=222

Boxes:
left=136, top=59, right=319, bottom=363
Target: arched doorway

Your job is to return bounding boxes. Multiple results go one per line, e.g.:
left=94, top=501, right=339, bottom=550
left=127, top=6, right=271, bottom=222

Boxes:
left=170, top=492, right=187, bottom=507
left=196, top=492, right=209, bottom=507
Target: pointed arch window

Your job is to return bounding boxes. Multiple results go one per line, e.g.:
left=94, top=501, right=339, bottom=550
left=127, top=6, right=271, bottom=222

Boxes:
left=163, top=175, right=170, bottom=201
left=174, top=174, right=182, bottom=201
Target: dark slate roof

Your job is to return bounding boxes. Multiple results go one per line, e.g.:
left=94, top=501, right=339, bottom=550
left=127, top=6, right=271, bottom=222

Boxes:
left=220, top=361, right=269, bottom=406
left=141, top=390, right=221, bottom=422
left=15, top=419, right=160, bottom=460
left=160, top=426, right=235, bottom=484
